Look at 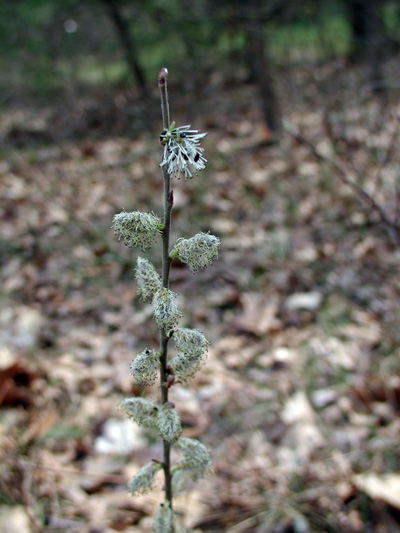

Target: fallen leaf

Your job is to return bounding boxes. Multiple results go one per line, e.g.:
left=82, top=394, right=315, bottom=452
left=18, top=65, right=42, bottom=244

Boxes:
left=353, top=473, right=400, bottom=509
left=0, top=506, right=30, bottom=533
left=233, top=292, right=281, bottom=335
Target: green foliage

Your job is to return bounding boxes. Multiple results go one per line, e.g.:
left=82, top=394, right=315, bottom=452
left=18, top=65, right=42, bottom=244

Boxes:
left=5, top=0, right=397, bottom=96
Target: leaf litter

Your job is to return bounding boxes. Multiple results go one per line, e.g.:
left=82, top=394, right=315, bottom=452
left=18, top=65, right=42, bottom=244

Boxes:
left=1, top=64, right=400, bottom=532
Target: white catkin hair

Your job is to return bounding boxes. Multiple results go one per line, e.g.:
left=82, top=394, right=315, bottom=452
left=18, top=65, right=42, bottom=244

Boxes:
left=130, top=349, right=160, bottom=386
left=160, top=125, right=207, bottom=180
left=157, top=403, right=182, bottom=444
left=120, top=397, right=158, bottom=428
left=169, top=328, right=209, bottom=382
left=171, top=232, right=220, bottom=272
left=152, top=288, right=182, bottom=331
left=113, top=211, right=161, bottom=251
left=152, top=503, right=174, bottom=533
left=127, top=461, right=162, bottom=496
left=176, top=437, right=212, bottom=480
left=135, top=257, right=162, bottom=302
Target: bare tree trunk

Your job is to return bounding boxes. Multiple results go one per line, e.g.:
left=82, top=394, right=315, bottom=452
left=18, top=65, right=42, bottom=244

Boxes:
left=102, top=0, right=147, bottom=94
left=347, top=0, right=368, bottom=62
left=365, top=0, right=385, bottom=96
left=346, top=0, right=385, bottom=96
left=245, top=15, right=281, bottom=135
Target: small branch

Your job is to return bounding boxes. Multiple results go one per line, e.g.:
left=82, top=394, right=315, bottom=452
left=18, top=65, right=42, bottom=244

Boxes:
left=286, top=123, right=400, bottom=248
left=17, top=460, right=42, bottom=533
left=371, top=112, right=400, bottom=198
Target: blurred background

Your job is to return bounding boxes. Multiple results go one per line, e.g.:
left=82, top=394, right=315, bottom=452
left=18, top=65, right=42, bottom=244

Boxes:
left=1, top=1, right=400, bottom=531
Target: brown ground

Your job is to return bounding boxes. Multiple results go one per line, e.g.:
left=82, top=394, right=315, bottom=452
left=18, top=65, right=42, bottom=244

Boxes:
left=1, top=60, right=400, bottom=532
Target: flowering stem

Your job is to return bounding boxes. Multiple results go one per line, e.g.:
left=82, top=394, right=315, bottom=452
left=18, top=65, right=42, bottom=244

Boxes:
left=158, top=67, right=173, bottom=507
left=114, top=68, right=212, bottom=529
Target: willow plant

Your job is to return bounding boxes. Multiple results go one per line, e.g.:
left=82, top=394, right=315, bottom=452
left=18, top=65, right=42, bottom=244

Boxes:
left=112, top=68, right=220, bottom=532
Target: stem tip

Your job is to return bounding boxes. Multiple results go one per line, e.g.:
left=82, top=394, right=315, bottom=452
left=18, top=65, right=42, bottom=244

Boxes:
left=158, top=68, right=168, bottom=87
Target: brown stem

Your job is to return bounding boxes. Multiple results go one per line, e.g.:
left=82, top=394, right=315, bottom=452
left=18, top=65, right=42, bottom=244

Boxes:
left=158, top=67, right=173, bottom=507
left=159, top=332, right=172, bottom=503
left=158, top=67, right=170, bottom=133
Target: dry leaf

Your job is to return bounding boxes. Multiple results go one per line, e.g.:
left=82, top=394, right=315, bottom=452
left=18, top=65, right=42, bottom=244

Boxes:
left=353, top=473, right=400, bottom=509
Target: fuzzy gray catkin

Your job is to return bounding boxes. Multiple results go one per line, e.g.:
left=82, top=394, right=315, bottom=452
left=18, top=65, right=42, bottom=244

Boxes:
left=157, top=403, right=182, bottom=444
left=135, top=257, right=162, bottom=302
left=113, top=211, right=161, bottom=251
left=130, top=349, right=160, bottom=386
left=170, top=232, right=220, bottom=272
left=173, top=328, right=209, bottom=356
left=176, top=437, right=212, bottom=481
left=169, top=328, right=209, bottom=382
left=153, top=503, right=174, bottom=533
left=152, top=288, right=183, bottom=331
left=120, top=397, right=158, bottom=428
left=171, top=470, right=185, bottom=496
left=127, top=461, right=162, bottom=496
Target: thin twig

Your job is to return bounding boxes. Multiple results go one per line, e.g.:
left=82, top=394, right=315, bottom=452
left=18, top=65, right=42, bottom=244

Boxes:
left=286, top=123, right=400, bottom=248
left=395, top=170, right=400, bottom=227
left=19, top=459, right=129, bottom=482
left=371, top=112, right=400, bottom=198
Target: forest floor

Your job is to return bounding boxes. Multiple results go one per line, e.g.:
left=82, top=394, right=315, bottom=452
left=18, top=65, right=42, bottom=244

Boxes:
left=1, top=59, right=400, bottom=533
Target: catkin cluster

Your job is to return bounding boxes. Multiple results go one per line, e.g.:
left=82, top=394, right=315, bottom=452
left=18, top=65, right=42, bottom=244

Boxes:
left=170, top=328, right=210, bottom=382
left=113, top=211, right=161, bottom=251
left=170, top=232, right=221, bottom=272
left=113, top=92, right=218, bottom=532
